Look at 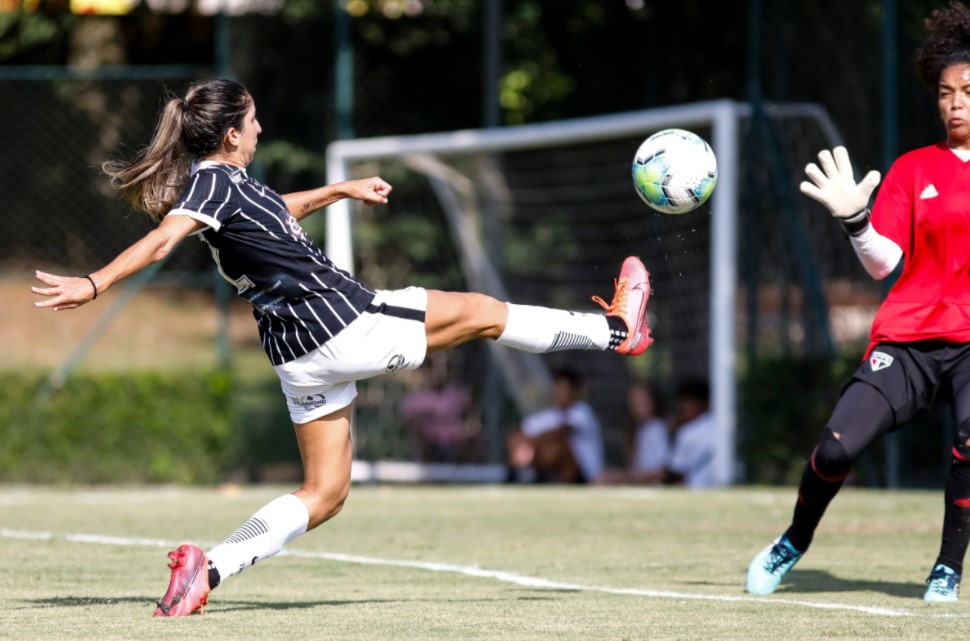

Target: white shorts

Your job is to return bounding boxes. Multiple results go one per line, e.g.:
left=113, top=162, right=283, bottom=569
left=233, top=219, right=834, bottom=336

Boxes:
left=274, top=287, right=429, bottom=424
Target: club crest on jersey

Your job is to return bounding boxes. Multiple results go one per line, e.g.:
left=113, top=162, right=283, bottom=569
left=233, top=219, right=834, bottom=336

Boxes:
left=869, top=351, right=893, bottom=372
left=285, top=214, right=309, bottom=242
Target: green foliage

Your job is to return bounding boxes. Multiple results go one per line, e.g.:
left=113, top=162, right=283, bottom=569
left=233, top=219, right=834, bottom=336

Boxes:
left=739, top=352, right=862, bottom=485
left=0, top=370, right=232, bottom=484
left=0, top=11, right=75, bottom=63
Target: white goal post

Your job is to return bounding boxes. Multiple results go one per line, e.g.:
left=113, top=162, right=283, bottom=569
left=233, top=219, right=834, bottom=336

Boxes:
left=325, top=100, right=843, bottom=486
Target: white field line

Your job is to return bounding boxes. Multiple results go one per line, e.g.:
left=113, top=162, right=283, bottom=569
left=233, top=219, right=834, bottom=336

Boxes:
left=1, top=527, right=965, bottom=619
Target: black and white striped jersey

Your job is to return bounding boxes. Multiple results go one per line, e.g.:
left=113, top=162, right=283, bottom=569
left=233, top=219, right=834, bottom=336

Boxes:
left=168, top=160, right=376, bottom=365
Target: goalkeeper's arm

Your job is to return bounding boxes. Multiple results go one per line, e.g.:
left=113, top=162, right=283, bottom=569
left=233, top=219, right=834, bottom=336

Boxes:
left=841, top=210, right=903, bottom=280
left=799, top=146, right=901, bottom=280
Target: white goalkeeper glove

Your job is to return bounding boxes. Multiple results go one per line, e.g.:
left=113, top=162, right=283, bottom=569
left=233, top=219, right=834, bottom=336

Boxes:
left=800, top=146, right=880, bottom=235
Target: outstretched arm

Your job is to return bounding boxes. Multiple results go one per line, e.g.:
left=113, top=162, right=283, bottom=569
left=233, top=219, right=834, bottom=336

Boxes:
left=800, top=146, right=901, bottom=279
left=283, top=177, right=392, bottom=221
left=33, top=214, right=204, bottom=311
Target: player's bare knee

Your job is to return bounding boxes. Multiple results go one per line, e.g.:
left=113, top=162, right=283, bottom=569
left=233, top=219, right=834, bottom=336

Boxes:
left=468, top=293, right=505, bottom=338
left=301, top=482, right=350, bottom=529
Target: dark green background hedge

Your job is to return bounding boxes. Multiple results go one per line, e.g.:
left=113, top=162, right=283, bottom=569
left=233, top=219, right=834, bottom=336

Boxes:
left=0, top=371, right=233, bottom=484
left=0, top=356, right=955, bottom=486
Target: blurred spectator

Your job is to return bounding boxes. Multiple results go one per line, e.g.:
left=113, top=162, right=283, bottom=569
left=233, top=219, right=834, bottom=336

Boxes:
left=596, top=381, right=670, bottom=484
left=506, top=367, right=604, bottom=484
left=666, top=380, right=716, bottom=488
left=596, top=379, right=715, bottom=488
left=629, top=382, right=670, bottom=475
left=401, top=355, right=476, bottom=463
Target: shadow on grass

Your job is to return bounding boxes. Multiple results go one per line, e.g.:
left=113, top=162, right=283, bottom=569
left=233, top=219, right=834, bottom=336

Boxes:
left=25, top=594, right=558, bottom=613
left=779, top=569, right=923, bottom=599
left=215, top=595, right=558, bottom=613
left=25, top=596, right=157, bottom=608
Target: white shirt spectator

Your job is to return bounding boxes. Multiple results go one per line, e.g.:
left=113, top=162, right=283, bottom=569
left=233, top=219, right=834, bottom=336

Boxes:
left=522, top=402, right=604, bottom=481
left=633, top=418, right=670, bottom=473
left=668, top=411, right=716, bottom=488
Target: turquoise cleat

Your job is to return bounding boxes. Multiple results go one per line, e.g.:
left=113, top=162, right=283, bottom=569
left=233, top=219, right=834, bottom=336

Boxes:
left=746, top=535, right=803, bottom=595
left=924, top=564, right=961, bottom=602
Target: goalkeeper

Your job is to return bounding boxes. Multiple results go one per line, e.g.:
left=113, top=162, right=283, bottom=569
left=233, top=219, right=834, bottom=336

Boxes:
left=747, top=0, right=970, bottom=602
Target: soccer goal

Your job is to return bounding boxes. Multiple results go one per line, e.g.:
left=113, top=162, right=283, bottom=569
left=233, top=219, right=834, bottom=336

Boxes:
left=325, top=100, right=845, bottom=486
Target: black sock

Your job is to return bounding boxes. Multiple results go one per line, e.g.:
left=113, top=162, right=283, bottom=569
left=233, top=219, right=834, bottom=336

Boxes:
left=605, top=315, right=628, bottom=350
left=935, top=455, right=970, bottom=576
left=784, top=459, right=846, bottom=553
left=208, top=562, right=222, bottom=589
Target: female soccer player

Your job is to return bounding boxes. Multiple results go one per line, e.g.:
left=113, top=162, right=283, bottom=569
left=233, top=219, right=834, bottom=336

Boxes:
left=31, top=79, right=652, bottom=616
left=747, top=0, right=970, bottom=602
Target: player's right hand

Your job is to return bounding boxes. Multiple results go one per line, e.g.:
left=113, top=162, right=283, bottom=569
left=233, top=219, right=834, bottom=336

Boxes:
left=800, top=146, right=880, bottom=219
left=343, top=177, right=392, bottom=206
left=32, top=271, right=96, bottom=311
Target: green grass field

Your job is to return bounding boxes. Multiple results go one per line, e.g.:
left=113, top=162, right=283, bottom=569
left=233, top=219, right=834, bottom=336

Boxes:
left=1, top=484, right=968, bottom=640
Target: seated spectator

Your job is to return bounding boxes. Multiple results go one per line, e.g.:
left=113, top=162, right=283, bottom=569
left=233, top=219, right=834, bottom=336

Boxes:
left=401, top=356, right=476, bottom=463
left=630, top=381, right=670, bottom=475
left=666, top=380, right=716, bottom=488
left=596, top=379, right=715, bottom=488
left=596, top=381, right=670, bottom=484
left=506, top=367, right=604, bottom=484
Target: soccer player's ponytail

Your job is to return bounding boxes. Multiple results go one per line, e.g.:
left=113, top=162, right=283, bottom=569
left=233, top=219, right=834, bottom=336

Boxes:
left=103, top=79, right=252, bottom=223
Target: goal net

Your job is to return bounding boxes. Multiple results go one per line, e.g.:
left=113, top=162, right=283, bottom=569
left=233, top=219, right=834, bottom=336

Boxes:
left=325, top=100, right=850, bottom=485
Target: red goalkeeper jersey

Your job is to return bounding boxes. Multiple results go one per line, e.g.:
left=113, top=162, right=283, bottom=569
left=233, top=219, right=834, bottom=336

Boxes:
left=867, top=142, right=970, bottom=355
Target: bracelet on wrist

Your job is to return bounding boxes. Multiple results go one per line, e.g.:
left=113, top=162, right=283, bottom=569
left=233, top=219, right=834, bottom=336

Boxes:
left=840, top=209, right=871, bottom=237
left=83, top=275, right=98, bottom=300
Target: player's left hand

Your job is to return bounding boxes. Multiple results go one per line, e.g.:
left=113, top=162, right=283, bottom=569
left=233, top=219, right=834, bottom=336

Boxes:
left=343, top=177, right=392, bottom=206
left=32, top=270, right=97, bottom=311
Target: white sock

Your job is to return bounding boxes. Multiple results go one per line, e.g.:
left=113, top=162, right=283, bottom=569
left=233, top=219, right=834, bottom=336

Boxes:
left=206, top=493, right=309, bottom=584
left=496, top=303, right=615, bottom=353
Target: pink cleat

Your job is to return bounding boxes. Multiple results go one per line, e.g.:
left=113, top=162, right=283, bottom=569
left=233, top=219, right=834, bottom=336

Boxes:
left=153, top=544, right=210, bottom=617
left=592, top=256, right=653, bottom=355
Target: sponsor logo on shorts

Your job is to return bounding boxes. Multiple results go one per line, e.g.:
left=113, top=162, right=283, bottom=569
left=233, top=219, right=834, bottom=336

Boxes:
left=290, top=394, right=327, bottom=411
left=386, top=354, right=406, bottom=372
left=869, top=351, right=893, bottom=372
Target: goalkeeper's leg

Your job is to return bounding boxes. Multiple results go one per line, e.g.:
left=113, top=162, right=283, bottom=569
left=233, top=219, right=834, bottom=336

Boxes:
left=924, top=382, right=970, bottom=602
left=747, top=381, right=895, bottom=594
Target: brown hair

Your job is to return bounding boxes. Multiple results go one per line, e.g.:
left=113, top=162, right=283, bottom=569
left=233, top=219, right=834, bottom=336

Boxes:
left=102, top=79, right=253, bottom=222
left=916, top=1, right=970, bottom=88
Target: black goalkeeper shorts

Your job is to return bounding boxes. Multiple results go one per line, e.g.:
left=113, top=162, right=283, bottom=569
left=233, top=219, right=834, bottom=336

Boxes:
left=849, top=341, right=970, bottom=425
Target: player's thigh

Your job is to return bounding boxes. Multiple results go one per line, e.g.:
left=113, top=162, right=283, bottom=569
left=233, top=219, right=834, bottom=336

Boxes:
left=838, top=344, right=940, bottom=456
left=947, top=347, right=970, bottom=420
left=425, top=290, right=508, bottom=352
left=825, top=381, right=897, bottom=460
left=948, top=354, right=970, bottom=451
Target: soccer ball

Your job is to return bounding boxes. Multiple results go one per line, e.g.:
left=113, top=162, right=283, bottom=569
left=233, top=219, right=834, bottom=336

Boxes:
left=632, top=129, right=718, bottom=214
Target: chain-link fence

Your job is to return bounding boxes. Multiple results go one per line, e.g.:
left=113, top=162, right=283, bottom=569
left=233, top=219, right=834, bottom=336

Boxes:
left=0, top=72, right=214, bottom=276
left=0, top=69, right=947, bottom=484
